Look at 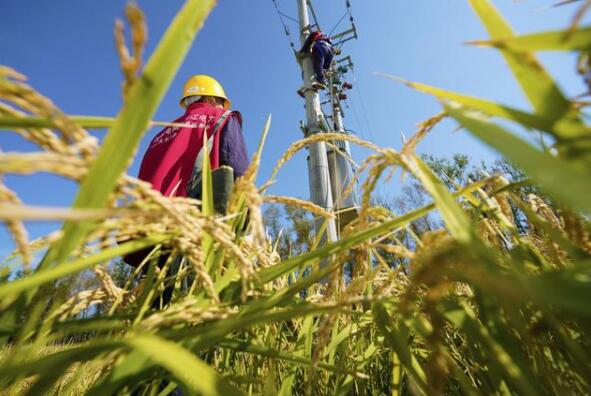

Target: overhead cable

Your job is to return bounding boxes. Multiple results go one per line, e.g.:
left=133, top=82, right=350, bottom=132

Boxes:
left=271, top=0, right=298, bottom=53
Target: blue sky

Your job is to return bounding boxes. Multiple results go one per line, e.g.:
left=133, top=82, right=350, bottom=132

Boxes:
left=0, top=0, right=586, bottom=257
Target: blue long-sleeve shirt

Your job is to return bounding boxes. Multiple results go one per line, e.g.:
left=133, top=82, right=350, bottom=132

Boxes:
left=219, top=115, right=249, bottom=178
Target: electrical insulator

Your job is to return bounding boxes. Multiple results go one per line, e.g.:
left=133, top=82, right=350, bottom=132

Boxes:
left=342, top=82, right=353, bottom=90
left=338, top=93, right=348, bottom=100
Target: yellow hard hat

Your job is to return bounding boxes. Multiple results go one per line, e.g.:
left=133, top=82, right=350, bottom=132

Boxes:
left=180, top=75, right=231, bottom=109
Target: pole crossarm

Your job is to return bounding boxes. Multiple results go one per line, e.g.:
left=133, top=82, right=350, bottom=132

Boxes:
left=332, top=27, right=358, bottom=47
left=335, top=56, right=354, bottom=70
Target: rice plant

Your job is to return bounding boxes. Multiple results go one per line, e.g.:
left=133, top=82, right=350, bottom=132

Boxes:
left=0, top=0, right=590, bottom=395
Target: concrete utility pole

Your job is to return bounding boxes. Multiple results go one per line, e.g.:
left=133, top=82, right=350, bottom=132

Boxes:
left=327, top=71, right=359, bottom=231
left=296, top=0, right=338, bottom=243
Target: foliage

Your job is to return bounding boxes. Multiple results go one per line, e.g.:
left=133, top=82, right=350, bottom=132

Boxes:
left=264, top=204, right=315, bottom=259
left=0, top=1, right=591, bottom=395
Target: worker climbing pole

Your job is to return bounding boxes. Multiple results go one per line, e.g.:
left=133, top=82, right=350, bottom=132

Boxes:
left=274, top=0, right=360, bottom=243
left=296, top=0, right=339, bottom=243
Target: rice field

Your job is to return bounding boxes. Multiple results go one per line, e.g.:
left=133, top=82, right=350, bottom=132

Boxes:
left=0, top=0, right=590, bottom=395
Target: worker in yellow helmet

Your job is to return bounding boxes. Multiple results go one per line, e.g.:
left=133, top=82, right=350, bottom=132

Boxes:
left=124, top=76, right=249, bottom=307
left=137, top=75, right=249, bottom=199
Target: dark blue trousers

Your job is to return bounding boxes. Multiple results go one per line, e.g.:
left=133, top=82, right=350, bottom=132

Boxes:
left=312, top=41, right=334, bottom=83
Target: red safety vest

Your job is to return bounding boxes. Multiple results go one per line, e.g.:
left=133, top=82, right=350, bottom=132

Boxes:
left=138, top=102, right=239, bottom=197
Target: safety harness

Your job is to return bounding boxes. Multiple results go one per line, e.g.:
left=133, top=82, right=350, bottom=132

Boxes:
left=186, top=110, right=233, bottom=194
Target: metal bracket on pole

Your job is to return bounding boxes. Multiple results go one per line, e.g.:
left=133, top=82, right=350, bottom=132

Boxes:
left=331, top=26, right=357, bottom=47
left=299, top=120, right=309, bottom=137
left=335, top=56, right=354, bottom=70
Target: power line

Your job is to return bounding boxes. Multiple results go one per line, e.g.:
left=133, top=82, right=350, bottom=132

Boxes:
left=345, top=0, right=357, bottom=35
left=271, top=0, right=298, bottom=54
left=350, top=66, right=375, bottom=142
left=329, top=0, right=356, bottom=37
left=278, top=10, right=299, bottom=25
left=345, top=1, right=352, bottom=13
left=328, top=12, right=348, bottom=37
left=345, top=0, right=355, bottom=21
left=307, top=0, right=322, bottom=31
left=344, top=97, right=366, bottom=141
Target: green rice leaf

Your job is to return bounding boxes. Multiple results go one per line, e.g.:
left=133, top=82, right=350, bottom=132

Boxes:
left=407, top=154, right=474, bottom=243
left=215, top=178, right=490, bottom=306
left=85, top=350, right=152, bottom=396
left=447, top=105, right=591, bottom=213
left=468, top=0, right=572, bottom=122
left=201, top=137, right=214, bottom=217
left=218, top=339, right=367, bottom=377
left=441, top=301, right=545, bottom=396
left=201, top=132, right=215, bottom=275
left=373, top=302, right=427, bottom=395
left=378, top=73, right=589, bottom=140
left=472, top=26, right=591, bottom=52
left=40, top=0, right=216, bottom=269
left=526, top=260, right=591, bottom=318
left=0, top=341, right=124, bottom=395
left=0, top=115, right=176, bottom=130
left=0, top=235, right=170, bottom=304
left=124, top=334, right=244, bottom=396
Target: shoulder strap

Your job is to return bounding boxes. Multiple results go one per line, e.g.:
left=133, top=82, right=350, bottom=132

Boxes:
left=187, top=111, right=232, bottom=193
